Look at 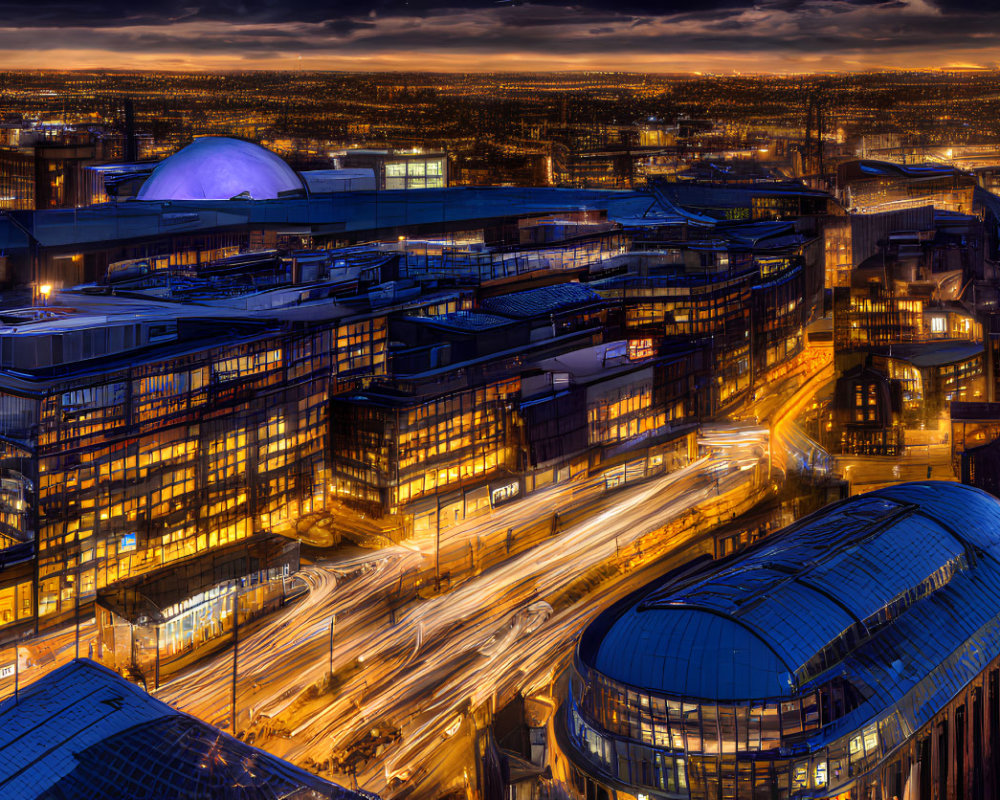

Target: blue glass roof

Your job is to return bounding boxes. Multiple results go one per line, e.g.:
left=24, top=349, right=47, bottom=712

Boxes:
left=0, top=659, right=362, bottom=799
left=582, top=482, right=1000, bottom=705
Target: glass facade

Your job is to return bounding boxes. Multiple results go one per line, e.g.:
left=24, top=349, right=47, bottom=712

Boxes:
left=0, top=659, right=361, bottom=799
left=872, top=351, right=984, bottom=423
left=563, top=483, right=1000, bottom=800
left=97, top=546, right=296, bottom=681
left=330, top=378, right=523, bottom=517
left=587, top=374, right=665, bottom=448
left=594, top=261, right=805, bottom=413
left=566, top=665, right=873, bottom=799
left=834, top=286, right=981, bottom=352
left=0, top=310, right=389, bottom=635
left=384, top=156, right=446, bottom=190
left=396, top=231, right=627, bottom=282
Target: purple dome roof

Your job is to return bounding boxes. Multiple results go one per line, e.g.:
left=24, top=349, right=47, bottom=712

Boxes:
left=136, top=137, right=305, bottom=201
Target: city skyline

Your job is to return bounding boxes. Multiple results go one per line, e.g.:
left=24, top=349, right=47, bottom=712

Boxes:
left=1, top=12, right=1000, bottom=797
left=3, top=0, right=1000, bottom=73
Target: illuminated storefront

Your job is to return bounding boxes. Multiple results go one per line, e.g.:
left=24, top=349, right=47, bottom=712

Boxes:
left=96, top=536, right=298, bottom=682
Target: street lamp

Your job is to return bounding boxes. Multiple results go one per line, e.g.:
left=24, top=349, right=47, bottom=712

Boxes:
left=38, top=284, right=52, bottom=306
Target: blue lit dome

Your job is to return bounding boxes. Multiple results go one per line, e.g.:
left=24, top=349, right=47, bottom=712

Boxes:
left=136, top=137, right=305, bottom=201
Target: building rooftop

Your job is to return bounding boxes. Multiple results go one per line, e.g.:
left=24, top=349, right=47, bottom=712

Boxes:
left=0, top=659, right=362, bottom=799
left=534, top=341, right=642, bottom=382
left=0, top=187, right=659, bottom=252
left=479, top=282, right=603, bottom=319
left=852, top=160, right=963, bottom=180
left=875, top=341, right=983, bottom=368
left=716, top=219, right=815, bottom=249
left=654, top=179, right=833, bottom=215
left=407, top=311, right=515, bottom=332
left=579, top=481, right=1000, bottom=740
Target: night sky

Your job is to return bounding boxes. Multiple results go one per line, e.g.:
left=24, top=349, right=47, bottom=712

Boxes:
left=0, top=0, right=993, bottom=72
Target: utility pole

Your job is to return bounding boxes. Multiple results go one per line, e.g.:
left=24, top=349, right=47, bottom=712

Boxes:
left=74, top=563, right=80, bottom=660
left=434, top=497, right=441, bottom=590
left=329, top=614, right=336, bottom=685
left=231, top=590, right=239, bottom=735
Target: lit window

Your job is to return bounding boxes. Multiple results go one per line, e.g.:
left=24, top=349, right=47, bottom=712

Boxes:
left=862, top=724, right=879, bottom=754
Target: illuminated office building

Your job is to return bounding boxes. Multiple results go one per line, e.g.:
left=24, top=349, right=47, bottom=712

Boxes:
left=331, top=375, right=524, bottom=532
left=951, top=401, right=1000, bottom=480
left=837, top=160, right=977, bottom=214
left=337, top=148, right=448, bottom=190
left=592, top=234, right=809, bottom=415
left=872, top=345, right=984, bottom=420
left=393, top=228, right=627, bottom=282
left=822, top=206, right=937, bottom=290
left=0, top=140, right=97, bottom=211
left=830, top=364, right=905, bottom=456
left=832, top=220, right=982, bottom=353
left=521, top=341, right=702, bottom=493
left=562, top=482, right=1000, bottom=800
left=0, top=270, right=389, bottom=663
left=829, top=219, right=985, bottom=449
left=653, top=180, right=837, bottom=224
left=329, top=282, right=609, bottom=527
left=330, top=279, right=704, bottom=532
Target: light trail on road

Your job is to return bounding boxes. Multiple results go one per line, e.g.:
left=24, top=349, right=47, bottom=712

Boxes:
left=0, top=350, right=837, bottom=799
left=152, top=432, right=769, bottom=797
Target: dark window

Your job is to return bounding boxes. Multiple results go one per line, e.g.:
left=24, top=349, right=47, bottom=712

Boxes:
left=989, top=670, right=999, bottom=798
left=973, top=687, right=984, bottom=799
left=939, top=719, right=949, bottom=800
left=918, top=736, right=931, bottom=800
left=956, top=705, right=966, bottom=800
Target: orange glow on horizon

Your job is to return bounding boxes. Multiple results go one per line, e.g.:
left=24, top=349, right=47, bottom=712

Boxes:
left=0, top=47, right=997, bottom=75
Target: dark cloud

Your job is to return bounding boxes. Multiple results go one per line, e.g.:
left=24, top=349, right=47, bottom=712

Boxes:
left=0, top=0, right=941, bottom=27
left=0, top=0, right=995, bottom=68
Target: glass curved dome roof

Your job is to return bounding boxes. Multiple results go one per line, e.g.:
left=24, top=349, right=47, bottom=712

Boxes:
left=579, top=482, right=1000, bottom=703
left=136, top=137, right=305, bottom=201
